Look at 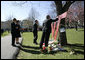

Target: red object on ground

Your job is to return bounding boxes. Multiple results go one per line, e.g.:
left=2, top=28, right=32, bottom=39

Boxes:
left=43, top=43, right=46, bottom=50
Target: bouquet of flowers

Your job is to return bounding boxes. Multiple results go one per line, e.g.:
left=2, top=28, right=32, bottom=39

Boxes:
left=48, top=40, right=65, bottom=52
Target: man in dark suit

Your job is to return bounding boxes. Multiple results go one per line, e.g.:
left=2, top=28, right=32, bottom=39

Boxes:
left=40, top=15, right=58, bottom=51
left=11, top=18, right=17, bottom=46
left=33, top=20, right=38, bottom=45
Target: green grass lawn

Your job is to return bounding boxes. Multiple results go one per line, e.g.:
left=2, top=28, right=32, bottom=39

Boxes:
left=17, top=28, right=84, bottom=59
left=1, top=31, right=10, bottom=37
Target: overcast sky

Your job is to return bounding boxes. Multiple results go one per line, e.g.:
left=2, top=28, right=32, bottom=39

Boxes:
left=1, top=1, right=56, bottom=25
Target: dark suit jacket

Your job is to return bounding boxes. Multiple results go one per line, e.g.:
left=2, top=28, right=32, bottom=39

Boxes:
left=11, top=22, right=16, bottom=36
left=33, top=23, right=38, bottom=33
left=42, top=18, right=58, bottom=33
left=15, top=24, right=21, bottom=37
left=15, top=24, right=21, bottom=34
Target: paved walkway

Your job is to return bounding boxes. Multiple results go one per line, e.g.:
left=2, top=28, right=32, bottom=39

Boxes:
left=1, top=34, right=22, bottom=59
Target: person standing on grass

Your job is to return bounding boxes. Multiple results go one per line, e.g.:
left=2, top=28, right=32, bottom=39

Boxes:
left=11, top=18, right=17, bottom=46
left=33, top=20, right=39, bottom=45
left=40, top=15, right=58, bottom=52
left=75, top=21, right=78, bottom=31
left=15, top=20, right=21, bottom=44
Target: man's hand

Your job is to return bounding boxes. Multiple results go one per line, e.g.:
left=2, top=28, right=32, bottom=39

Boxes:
left=19, top=28, right=25, bottom=30
left=57, top=12, right=67, bottom=20
left=22, top=28, right=25, bottom=30
left=16, top=27, right=18, bottom=29
left=56, top=16, right=61, bottom=20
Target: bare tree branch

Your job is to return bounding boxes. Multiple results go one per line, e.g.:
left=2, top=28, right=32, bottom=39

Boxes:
left=54, top=1, right=62, bottom=15
left=13, top=1, right=28, bottom=6
left=62, top=1, right=75, bottom=12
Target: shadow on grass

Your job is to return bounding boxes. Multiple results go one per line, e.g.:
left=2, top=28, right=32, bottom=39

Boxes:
left=18, top=46, right=68, bottom=55
left=17, top=45, right=57, bottom=54
left=77, top=28, right=84, bottom=32
left=44, top=50, right=68, bottom=55
left=66, top=43, right=84, bottom=49
left=64, top=43, right=84, bottom=55
left=16, top=43, right=84, bottom=55
left=14, top=44, right=41, bottom=54
left=21, top=45, right=40, bottom=49
left=77, top=30, right=84, bottom=32
left=17, top=46, right=41, bottom=54
left=74, top=50, right=84, bottom=55
left=15, top=43, right=84, bottom=55
left=16, top=44, right=68, bottom=55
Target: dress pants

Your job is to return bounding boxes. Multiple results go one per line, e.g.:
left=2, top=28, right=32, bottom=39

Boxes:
left=40, top=31, right=50, bottom=48
left=33, top=32, right=38, bottom=43
left=12, top=34, right=15, bottom=45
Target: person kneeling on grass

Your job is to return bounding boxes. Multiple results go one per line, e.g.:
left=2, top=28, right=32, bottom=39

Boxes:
left=40, top=15, right=58, bottom=53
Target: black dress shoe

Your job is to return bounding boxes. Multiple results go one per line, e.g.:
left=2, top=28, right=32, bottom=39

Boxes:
left=34, top=42, right=38, bottom=45
left=35, top=42, right=38, bottom=45
left=12, top=44, right=16, bottom=47
left=16, top=42, right=20, bottom=44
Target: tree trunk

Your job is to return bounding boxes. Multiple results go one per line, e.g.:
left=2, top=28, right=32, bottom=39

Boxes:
left=54, top=1, right=75, bottom=46
left=59, top=19, right=67, bottom=46
left=55, top=1, right=67, bottom=46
